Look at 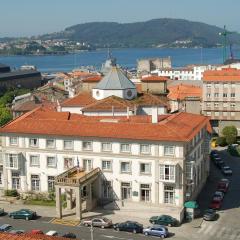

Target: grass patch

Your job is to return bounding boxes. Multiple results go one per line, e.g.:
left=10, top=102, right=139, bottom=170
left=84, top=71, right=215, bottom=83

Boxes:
left=24, top=199, right=56, bottom=207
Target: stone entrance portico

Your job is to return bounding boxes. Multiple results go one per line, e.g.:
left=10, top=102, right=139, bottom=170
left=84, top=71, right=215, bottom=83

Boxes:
left=55, top=167, right=100, bottom=220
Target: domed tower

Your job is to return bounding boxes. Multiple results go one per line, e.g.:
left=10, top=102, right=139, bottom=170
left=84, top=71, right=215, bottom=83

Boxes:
left=92, top=64, right=137, bottom=100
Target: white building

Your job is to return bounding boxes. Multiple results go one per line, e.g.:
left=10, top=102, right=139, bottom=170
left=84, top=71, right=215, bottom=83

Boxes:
left=0, top=107, right=211, bottom=221
left=152, top=65, right=219, bottom=81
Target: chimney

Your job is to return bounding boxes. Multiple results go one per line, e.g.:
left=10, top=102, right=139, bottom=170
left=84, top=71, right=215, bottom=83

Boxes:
left=151, top=106, right=158, bottom=123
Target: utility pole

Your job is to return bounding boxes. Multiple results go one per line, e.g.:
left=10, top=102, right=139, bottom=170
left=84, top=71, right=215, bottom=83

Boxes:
left=90, top=223, right=94, bottom=240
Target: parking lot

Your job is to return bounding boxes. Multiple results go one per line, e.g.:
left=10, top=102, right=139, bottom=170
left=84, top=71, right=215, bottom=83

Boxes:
left=0, top=147, right=240, bottom=240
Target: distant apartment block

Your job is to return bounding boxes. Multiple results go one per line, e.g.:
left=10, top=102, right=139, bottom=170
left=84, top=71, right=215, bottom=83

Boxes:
left=153, top=65, right=219, bottom=81
left=137, top=57, right=171, bottom=75
left=202, top=68, right=240, bottom=134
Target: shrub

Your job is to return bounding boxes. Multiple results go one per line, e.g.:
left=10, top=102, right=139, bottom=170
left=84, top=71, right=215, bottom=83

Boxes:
left=216, top=137, right=227, bottom=147
left=4, top=189, right=19, bottom=197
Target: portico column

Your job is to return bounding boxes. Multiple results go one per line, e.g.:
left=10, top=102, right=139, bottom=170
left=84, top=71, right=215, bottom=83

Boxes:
left=75, top=186, right=82, bottom=220
left=66, top=188, right=73, bottom=210
left=55, top=186, right=62, bottom=219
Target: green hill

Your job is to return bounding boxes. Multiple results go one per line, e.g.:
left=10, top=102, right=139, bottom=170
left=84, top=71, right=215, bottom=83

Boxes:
left=41, top=18, right=240, bottom=48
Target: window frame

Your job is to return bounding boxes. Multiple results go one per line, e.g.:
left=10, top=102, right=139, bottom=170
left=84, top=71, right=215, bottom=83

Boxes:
left=101, top=142, right=112, bottom=152
left=63, top=140, right=74, bottom=150
left=46, top=139, right=56, bottom=149
left=9, top=137, right=18, bottom=146
left=159, top=164, right=176, bottom=182
left=140, top=144, right=151, bottom=155
left=82, top=141, right=93, bottom=151
left=46, top=156, right=57, bottom=168
left=120, top=161, right=131, bottom=174
left=120, top=143, right=131, bottom=153
left=164, top=146, right=175, bottom=156
left=139, top=163, right=151, bottom=175
left=30, top=155, right=40, bottom=167
left=29, top=138, right=39, bottom=148
left=101, top=160, right=112, bottom=172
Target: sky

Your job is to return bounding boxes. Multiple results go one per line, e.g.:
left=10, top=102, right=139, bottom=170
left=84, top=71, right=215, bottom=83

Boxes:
left=0, top=0, right=239, bottom=37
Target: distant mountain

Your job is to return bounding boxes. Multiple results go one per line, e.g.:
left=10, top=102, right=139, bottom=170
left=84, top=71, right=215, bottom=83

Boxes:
left=41, top=18, right=240, bottom=48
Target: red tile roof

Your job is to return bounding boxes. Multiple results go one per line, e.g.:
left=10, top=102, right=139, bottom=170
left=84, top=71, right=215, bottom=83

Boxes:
left=82, top=75, right=102, bottom=83
left=0, top=232, right=73, bottom=240
left=0, top=107, right=211, bottom=142
left=167, top=84, right=202, bottom=100
left=141, top=76, right=169, bottom=82
left=61, top=92, right=96, bottom=107
left=62, top=92, right=169, bottom=111
left=203, top=68, right=240, bottom=82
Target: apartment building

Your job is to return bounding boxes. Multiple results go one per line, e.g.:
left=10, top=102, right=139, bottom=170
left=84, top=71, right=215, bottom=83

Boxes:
left=202, top=68, right=240, bottom=134
left=152, top=65, right=218, bottom=81
left=0, top=107, right=211, bottom=221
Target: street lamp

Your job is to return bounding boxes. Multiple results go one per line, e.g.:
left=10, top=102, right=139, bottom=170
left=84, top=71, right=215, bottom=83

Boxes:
left=90, top=223, right=94, bottom=240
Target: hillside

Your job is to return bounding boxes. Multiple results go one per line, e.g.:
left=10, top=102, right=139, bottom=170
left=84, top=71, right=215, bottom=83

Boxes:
left=40, top=18, right=240, bottom=48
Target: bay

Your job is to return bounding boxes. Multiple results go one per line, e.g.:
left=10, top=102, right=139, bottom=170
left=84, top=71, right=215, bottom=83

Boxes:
left=0, top=48, right=223, bottom=73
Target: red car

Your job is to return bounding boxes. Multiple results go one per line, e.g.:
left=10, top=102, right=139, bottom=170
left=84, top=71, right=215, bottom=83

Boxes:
left=217, top=182, right=228, bottom=193
left=210, top=199, right=222, bottom=210
left=29, top=230, right=44, bottom=235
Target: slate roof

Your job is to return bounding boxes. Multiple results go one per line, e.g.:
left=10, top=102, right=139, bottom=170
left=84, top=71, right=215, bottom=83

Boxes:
left=0, top=70, right=41, bottom=81
left=95, top=66, right=136, bottom=90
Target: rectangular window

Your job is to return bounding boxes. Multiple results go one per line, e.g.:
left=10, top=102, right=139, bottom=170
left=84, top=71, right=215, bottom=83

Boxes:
left=29, top=138, right=38, bottom=147
left=214, top=102, right=219, bottom=107
left=120, top=144, right=131, bottom=153
left=230, top=103, right=236, bottom=108
left=31, top=175, right=40, bottom=191
left=231, top=93, right=235, bottom=98
left=6, top=154, right=18, bottom=169
left=140, top=144, right=150, bottom=154
left=102, top=180, right=112, bottom=199
left=206, top=93, right=211, bottom=98
left=223, top=83, right=228, bottom=88
left=140, top=163, right=151, bottom=174
left=206, top=103, right=211, bottom=108
left=223, top=93, right=228, bottom=98
left=102, top=160, right=112, bottom=171
left=223, top=112, right=228, bottom=117
left=48, top=176, right=55, bottom=192
left=30, top=155, right=40, bottom=167
left=63, top=140, right=73, bottom=150
left=164, top=185, right=175, bottom=204
left=164, top=146, right=175, bottom=156
left=64, top=157, right=73, bottom=169
left=223, top=102, right=228, bottom=108
left=82, top=141, right=92, bottom=151
left=215, top=112, right=219, bottom=116
left=46, top=139, right=55, bottom=149
left=83, top=159, right=92, bottom=172
left=159, top=165, right=175, bottom=181
left=207, top=84, right=211, bottom=88
left=47, top=156, right=57, bottom=168
left=206, top=112, right=211, bottom=116
left=12, top=172, right=20, bottom=190
left=215, top=83, right=219, bottom=88
left=121, top=162, right=131, bottom=173
left=102, top=143, right=112, bottom=152
left=9, top=137, right=18, bottom=146
left=214, top=93, right=219, bottom=98
left=231, top=112, right=235, bottom=117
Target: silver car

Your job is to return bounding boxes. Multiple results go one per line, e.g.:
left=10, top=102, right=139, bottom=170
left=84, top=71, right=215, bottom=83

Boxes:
left=82, top=217, right=112, bottom=228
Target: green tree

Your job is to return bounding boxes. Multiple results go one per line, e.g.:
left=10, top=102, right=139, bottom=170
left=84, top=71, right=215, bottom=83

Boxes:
left=0, top=107, right=12, bottom=126
left=222, top=125, right=238, bottom=145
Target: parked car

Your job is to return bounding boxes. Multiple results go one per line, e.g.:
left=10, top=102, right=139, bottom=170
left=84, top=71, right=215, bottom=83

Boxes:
left=0, top=208, right=4, bottom=216
left=213, top=191, right=224, bottom=201
left=209, top=199, right=222, bottom=210
left=215, top=159, right=225, bottom=168
left=46, top=230, right=58, bottom=236
left=217, top=181, right=229, bottom=193
left=9, top=209, right=36, bottom=220
left=220, top=178, right=230, bottom=188
left=29, top=229, right=44, bottom=234
left=149, top=215, right=178, bottom=227
left=143, top=225, right=168, bottom=238
left=221, top=166, right=233, bottom=175
left=203, top=209, right=218, bottom=221
left=61, top=232, right=77, bottom=239
left=82, top=217, right=112, bottom=228
left=113, top=221, right=143, bottom=233
left=0, top=224, right=13, bottom=232
left=9, top=230, right=25, bottom=235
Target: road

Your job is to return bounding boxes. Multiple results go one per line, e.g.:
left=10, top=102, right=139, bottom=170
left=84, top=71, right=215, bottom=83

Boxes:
left=1, top=148, right=239, bottom=240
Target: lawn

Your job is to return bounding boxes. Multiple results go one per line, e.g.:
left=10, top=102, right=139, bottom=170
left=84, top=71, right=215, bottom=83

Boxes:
left=24, top=199, right=56, bottom=207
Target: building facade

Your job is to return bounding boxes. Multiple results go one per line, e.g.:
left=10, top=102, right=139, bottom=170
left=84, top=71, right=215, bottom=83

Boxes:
left=0, top=108, right=211, bottom=221
left=202, top=68, right=240, bottom=134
